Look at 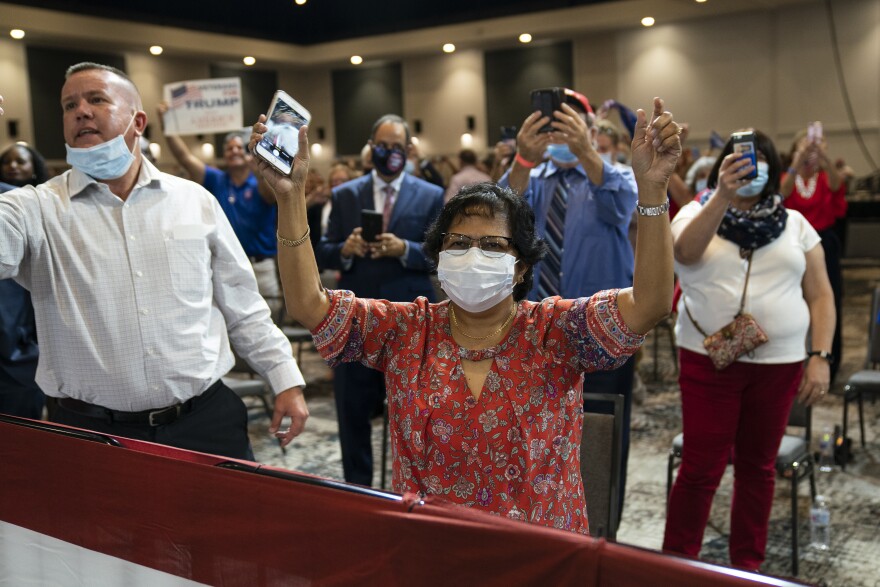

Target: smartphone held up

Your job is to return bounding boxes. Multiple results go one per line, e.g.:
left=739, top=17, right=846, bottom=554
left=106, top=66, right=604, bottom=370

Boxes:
left=530, top=87, right=564, bottom=133
left=254, top=90, right=311, bottom=175
left=731, top=131, right=758, bottom=180
left=807, top=121, right=823, bottom=144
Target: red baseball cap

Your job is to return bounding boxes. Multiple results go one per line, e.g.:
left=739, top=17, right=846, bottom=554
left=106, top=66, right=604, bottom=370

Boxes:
left=564, top=88, right=593, bottom=115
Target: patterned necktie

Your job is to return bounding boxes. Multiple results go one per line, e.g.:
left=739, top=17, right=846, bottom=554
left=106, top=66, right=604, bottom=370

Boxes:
left=382, top=185, right=396, bottom=232
left=537, top=173, right=569, bottom=300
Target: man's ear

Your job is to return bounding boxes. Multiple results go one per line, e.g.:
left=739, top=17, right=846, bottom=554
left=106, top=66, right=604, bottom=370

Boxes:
left=406, top=142, right=416, bottom=159
left=133, top=111, right=148, bottom=137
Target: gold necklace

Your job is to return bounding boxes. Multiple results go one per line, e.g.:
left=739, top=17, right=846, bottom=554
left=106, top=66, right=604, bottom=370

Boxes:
left=449, top=302, right=517, bottom=340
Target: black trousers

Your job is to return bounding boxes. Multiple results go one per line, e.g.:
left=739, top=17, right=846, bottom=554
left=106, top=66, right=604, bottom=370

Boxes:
left=582, top=354, right=636, bottom=529
left=50, top=381, right=254, bottom=461
left=819, top=229, right=843, bottom=383
left=333, top=361, right=385, bottom=486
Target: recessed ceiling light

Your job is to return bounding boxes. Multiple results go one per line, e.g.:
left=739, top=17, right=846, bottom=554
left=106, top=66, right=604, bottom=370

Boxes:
left=243, top=56, right=256, bottom=66
left=350, top=55, right=363, bottom=65
left=519, top=33, right=532, bottom=44
left=442, top=43, right=456, bottom=53
left=149, top=45, right=163, bottom=56
left=696, top=0, right=707, bottom=3
left=10, top=29, right=25, bottom=40
left=295, top=0, right=307, bottom=4
left=641, top=16, right=655, bottom=27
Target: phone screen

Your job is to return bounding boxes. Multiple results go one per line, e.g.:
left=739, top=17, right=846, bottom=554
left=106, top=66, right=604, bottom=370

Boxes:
left=255, top=91, right=310, bottom=175
left=530, top=88, right=563, bottom=133
left=361, top=210, right=384, bottom=242
left=731, top=132, right=758, bottom=180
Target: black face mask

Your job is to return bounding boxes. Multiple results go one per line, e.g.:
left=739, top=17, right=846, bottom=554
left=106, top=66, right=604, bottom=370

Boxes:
left=371, top=144, right=406, bottom=177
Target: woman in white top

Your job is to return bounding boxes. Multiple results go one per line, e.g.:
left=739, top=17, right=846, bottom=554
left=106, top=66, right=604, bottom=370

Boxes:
left=662, top=130, right=835, bottom=572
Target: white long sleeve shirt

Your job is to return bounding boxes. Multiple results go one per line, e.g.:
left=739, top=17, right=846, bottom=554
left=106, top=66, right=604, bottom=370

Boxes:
left=0, top=160, right=304, bottom=411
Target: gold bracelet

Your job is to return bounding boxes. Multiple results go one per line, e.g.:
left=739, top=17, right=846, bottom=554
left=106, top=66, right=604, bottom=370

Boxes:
left=277, top=227, right=311, bottom=247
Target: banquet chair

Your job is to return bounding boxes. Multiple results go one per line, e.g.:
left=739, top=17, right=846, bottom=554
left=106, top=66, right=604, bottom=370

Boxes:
left=581, top=392, right=625, bottom=540
left=841, top=285, right=880, bottom=470
left=666, top=399, right=816, bottom=576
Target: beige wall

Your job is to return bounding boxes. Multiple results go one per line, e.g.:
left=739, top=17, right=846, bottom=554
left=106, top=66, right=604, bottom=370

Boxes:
left=1, top=0, right=877, bottom=176
left=0, top=39, right=33, bottom=147
left=403, top=49, right=486, bottom=157
left=582, top=0, right=879, bottom=174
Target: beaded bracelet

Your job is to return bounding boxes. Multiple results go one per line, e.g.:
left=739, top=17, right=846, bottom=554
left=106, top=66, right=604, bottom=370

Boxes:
left=277, top=227, right=311, bottom=248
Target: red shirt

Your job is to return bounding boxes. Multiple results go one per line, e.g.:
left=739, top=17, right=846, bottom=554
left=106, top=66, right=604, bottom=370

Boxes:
left=312, top=289, right=644, bottom=534
left=782, top=170, right=847, bottom=232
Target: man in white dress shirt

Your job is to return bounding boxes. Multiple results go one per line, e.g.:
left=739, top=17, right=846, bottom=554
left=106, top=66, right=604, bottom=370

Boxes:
left=0, top=63, right=308, bottom=459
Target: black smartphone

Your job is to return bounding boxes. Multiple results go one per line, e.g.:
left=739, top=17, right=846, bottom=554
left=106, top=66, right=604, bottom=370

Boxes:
left=530, top=87, right=564, bottom=133
left=731, top=131, right=758, bottom=180
left=361, top=210, right=384, bottom=242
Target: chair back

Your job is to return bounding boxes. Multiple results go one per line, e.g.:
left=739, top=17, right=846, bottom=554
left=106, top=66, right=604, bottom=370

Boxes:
left=786, top=398, right=812, bottom=443
left=580, top=392, right=624, bottom=540
left=868, top=285, right=880, bottom=367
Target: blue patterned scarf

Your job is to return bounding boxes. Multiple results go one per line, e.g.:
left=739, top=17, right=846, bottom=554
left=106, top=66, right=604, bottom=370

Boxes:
left=699, top=191, right=788, bottom=255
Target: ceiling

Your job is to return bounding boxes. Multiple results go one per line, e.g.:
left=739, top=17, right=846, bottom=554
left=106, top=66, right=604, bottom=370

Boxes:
left=4, top=0, right=616, bottom=46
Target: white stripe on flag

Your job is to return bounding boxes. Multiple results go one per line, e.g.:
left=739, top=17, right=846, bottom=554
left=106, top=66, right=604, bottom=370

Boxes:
left=0, top=521, right=208, bottom=586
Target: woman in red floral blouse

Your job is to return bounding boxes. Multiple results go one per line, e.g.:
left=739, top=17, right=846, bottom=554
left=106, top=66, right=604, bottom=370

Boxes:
left=251, top=98, right=682, bottom=534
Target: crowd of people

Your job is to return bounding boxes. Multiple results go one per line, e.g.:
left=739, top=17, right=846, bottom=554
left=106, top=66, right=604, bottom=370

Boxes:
left=0, top=63, right=852, bottom=572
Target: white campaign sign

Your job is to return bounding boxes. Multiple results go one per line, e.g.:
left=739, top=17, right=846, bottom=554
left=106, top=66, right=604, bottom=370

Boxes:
left=162, top=77, right=243, bottom=136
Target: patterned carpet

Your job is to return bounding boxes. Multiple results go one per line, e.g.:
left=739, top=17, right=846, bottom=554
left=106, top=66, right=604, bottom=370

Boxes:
left=249, top=265, right=880, bottom=586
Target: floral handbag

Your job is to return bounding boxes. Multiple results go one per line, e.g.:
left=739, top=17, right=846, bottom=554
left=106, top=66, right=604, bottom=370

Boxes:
left=683, top=252, right=769, bottom=370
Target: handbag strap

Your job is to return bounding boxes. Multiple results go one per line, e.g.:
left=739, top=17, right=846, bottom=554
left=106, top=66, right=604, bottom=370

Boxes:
left=682, top=251, right=754, bottom=337
left=737, top=251, right=754, bottom=315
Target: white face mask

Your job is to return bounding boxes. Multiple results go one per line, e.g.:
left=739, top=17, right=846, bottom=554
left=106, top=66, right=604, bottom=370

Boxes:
left=65, top=114, right=138, bottom=180
left=599, top=152, right=613, bottom=165
left=437, top=248, right=517, bottom=313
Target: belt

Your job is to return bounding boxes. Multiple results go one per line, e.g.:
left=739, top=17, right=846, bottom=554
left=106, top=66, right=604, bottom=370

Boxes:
left=56, top=380, right=222, bottom=427
left=249, top=255, right=272, bottom=263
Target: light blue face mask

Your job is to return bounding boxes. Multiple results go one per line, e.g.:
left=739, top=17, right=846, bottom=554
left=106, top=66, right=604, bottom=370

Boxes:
left=403, top=159, right=416, bottom=175
left=695, top=178, right=708, bottom=193
left=546, top=144, right=579, bottom=165
left=599, top=152, right=613, bottom=165
left=736, top=161, right=770, bottom=197
left=65, top=114, right=138, bottom=180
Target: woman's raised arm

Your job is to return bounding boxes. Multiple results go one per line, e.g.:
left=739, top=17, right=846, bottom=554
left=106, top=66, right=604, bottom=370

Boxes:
left=251, top=117, right=330, bottom=330
left=616, top=97, right=678, bottom=334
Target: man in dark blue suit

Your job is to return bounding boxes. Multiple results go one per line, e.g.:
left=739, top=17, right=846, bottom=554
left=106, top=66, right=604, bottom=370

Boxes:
left=0, top=181, right=44, bottom=418
left=316, top=114, right=443, bottom=486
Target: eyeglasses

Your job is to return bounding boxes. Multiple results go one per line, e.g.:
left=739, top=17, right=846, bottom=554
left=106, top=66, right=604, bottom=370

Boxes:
left=441, top=233, right=514, bottom=258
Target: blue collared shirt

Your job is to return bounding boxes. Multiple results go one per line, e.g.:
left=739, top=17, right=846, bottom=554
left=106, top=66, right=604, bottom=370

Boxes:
left=501, top=160, right=638, bottom=300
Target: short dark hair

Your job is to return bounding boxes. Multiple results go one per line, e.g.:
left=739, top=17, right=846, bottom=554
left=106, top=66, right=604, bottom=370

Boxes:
left=424, top=182, right=547, bottom=301
left=65, top=62, right=138, bottom=90
left=458, top=149, right=478, bottom=166
left=0, top=143, right=50, bottom=186
left=370, top=114, right=411, bottom=145
left=707, top=129, right=781, bottom=200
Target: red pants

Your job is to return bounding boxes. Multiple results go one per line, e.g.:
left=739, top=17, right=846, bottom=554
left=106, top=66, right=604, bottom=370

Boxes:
left=663, top=348, right=801, bottom=571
